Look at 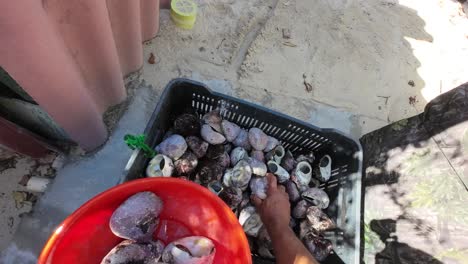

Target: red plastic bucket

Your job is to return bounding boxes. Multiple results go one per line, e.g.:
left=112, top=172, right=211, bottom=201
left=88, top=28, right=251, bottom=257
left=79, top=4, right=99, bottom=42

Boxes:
left=39, top=178, right=251, bottom=264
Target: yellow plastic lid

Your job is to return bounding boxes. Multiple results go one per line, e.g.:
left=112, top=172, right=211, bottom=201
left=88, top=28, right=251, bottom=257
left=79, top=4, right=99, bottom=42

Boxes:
left=170, top=0, right=197, bottom=29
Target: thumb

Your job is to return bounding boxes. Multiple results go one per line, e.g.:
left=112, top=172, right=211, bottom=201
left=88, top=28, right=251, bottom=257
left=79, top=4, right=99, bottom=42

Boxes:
left=251, top=195, right=262, bottom=208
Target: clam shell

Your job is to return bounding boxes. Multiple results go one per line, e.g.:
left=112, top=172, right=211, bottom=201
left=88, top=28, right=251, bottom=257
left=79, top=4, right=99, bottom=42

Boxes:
left=264, top=136, right=279, bottom=152
left=155, top=134, right=187, bottom=160
left=205, top=144, right=225, bottom=159
left=146, top=154, right=174, bottom=177
left=217, top=152, right=230, bottom=169
left=223, top=143, right=233, bottom=154
left=161, top=236, right=216, bottom=264
left=202, top=109, right=223, bottom=133
left=221, top=120, right=241, bottom=142
left=173, top=113, right=200, bottom=137
left=285, top=180, right=301, bottom=203
left=100, top=240, right=165, bottom=264
left=248, top=157, right=267, bottom=177
left=267, top=160, right=290, bottom=183
left=250, top=150, right=265, bottom=163
left=299, top=219, right=317, bottom=240
left=293, top=161, right=312, bottom=188
left=239, top=192, right=251, bottom=210
left=296, top=152, right=315, bottom=164
left=219, top=186, right=243, bottom=209
left=249, top=176, right=268, bottom=199
left=233, top=129, right=252, bottom=151
left=231, top=160, right=252, bottom=190
left=174, top=151, right=198, bottom=175
left=306, top=206, right=335, bottom=232
left=315, top=155, right=332, bottom=182
left=303, top=234, right=333, bottom=262
left=248, top=128, right=269, bottom=151
left=302, top=187, right=330, bottom=209
left=206, top=145, right=230, bottom=168
left=265, top=145, right=285, bottom=163
left=186, top=136, right=209, bottom=158
left=110, top=192, right=163, bottom=242
left=222, top=168, right=233, bottom=187
left=196, top=160, right=224, bottom=186
left=292, top=199, right=310, bottom=219
left=230, top=147, right=249, bottom=167
left=280, top=150, right=296, bottom=172
left=201, top=124, right=226, bottom=145
left=239, top=206, right=263, bottom=237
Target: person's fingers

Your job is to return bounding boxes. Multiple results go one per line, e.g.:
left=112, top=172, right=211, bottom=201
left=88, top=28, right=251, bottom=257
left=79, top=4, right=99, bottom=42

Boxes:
left=251, top=195, right=262, bottom=208
left=278, top=185, right=286, bottom=192
left=266, top=174, right=277, bottom=192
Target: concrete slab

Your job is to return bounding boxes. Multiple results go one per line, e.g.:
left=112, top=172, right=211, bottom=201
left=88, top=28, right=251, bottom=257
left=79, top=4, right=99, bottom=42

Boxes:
left=0, top=84, right=160, bottom=262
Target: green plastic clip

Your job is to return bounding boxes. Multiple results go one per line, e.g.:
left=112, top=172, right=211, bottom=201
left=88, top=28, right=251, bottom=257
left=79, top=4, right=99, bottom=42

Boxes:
left=124, top=134, right=156, bottom=158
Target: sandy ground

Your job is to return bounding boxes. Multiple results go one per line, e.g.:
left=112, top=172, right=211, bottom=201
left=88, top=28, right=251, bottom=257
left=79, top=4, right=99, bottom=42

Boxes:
left=1, top=0, right=468, bottom=260
left=142, top=0, right=468, bottom=136
left=0, top=149, right=57, bottom=252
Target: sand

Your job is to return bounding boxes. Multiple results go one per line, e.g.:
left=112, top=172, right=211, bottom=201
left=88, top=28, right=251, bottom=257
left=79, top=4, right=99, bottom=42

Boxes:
left=142, top=0, right=468, bottom=136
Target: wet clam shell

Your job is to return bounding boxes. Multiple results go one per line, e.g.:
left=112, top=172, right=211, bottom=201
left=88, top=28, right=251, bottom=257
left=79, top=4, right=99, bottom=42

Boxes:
left=285, top=180, right=301, bottom=203
left=248, top=157, right=267, bottom=177
left=206, top=145, right=230, bottom=168
left=267, top=161, right=290, bottom=183
left=146, top=154, right=174, bottom=177
left=239, top=206, right=263, bottom=237
left=173, top=113, right=200, bottom=137
left=110, top=192, right=163, bottom=242
left=280, top=150, right=296, bottom=172
left=293, top=161, right=312, bottom=188
left=202, top=109, right=223, bottom=133
left=249, top=176, right=268, bottom=199
left=233, top=129, right=252, bottom=151
left=296, top=152, right=315, bottom=165
left=303, top=234, right=333, bottom=262
left=161, top=236, right=216, bottom=264
left=306, top=206, right=335, bottom=232
left=217, top=152, right=230, bottom=169
left=302, top=187, right=330, bottom=209
left=221, top=120, right=241, bottom=142
left=196, top=160, right=224, bottom=186
left=315, top=154, right=332, bottom=182
left=174, top=151, right=198, bottom=175
left=201, top=124, right=226, bottom=145
left=219, top=186, right=243, bottom=209
left=292, top=199, right=310, bottom=219
left=230, top=147, right=249, bottom=167
left=155, top=134, right=187, bottom=160
left=248, top=128, right=269, bottom=151
left=250, top=150, right=265, bottom=163
left=100, top=240, right=165, bottom=264
left=186, top=136, right=209, bottom=158
left=205, top=144, right=225, bottom=160
left=230, top=160, right=252, bottom=190
left=265, top=145, right=285, bottom=163
left=222, top=168, right=233, bottom=187
left=263, top=136, right=279, bottom=152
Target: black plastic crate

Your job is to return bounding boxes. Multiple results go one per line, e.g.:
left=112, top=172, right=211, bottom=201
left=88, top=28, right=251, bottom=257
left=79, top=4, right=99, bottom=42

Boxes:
left=124, top=78, right=363, bottom=263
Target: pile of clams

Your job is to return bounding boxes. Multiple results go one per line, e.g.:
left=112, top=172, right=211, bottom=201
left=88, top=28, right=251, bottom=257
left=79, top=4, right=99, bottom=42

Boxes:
left=102, top=192, right=216, bottom=264
left=146, top=109, right=335, bottom=261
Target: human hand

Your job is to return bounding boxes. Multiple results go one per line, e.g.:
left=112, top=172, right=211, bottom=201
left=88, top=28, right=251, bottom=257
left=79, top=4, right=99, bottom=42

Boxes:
left=251, top=173, right=291, bottom=232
